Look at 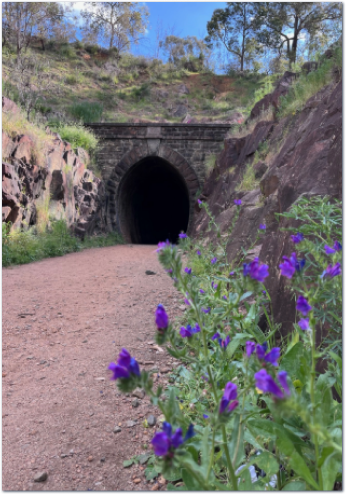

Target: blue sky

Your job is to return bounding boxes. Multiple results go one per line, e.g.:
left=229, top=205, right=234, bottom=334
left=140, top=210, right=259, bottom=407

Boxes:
left=72, top=2, right=227, bottom=58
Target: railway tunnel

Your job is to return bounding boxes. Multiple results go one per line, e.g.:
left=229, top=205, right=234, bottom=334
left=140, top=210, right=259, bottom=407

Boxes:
left=117, top=156, right=190, bottom=244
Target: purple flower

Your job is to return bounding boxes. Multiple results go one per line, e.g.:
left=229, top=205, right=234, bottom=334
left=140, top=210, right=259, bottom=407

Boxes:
left=202, top=307, right=211, bottom=314
left=211, top=257, right=217, bottom=264
left=223, top=295, right=227, bottom=300
left=246, top=341, right=255, bottom=357
left=296, top=296, right=312, bottom=316
left=256, top=343, right=266, bottom=360
left=211, top=281, right=218, bottom=289
left=254, top=369, right=284, bottom=399
left=196, top=250, right=201, bottom=255
left=179, top=233, right=187, bottom=239
left=291, top=232, right=304, bottom=244
left=321, top=262, right=341, bottom=278
left=259, top=224, right=266, bottom=230
left=108, top=348, right=140, bottom=380
left=184, top=298, right=190, bottom=306
left=234, top=199, right=242, bottom=206
left=219, top=335, right=230, bottom=349
left=277, top=371, right=290, bottom=396
left=155, top=304, right=169, bottom=329
left=180, top=324, right=200, bottom=338
left=203, top=414, right=209, bottom=419
left=151, top=422, right=194, bottom=457
left=211, top=332, right=220, bottom=340
left=279, top=252, right=305, bottom=279
left=264, top=348, right=280, bottom=367
left=156, top=240, right=171, bottom=252
left=324, top=241, right=342, bottom=254
left=229, top=271, right=235, bottom=276
left=199, top=289, right=205, bottom=294
left=243, top=258, right=269, bottom=282
left=185, top=267, right=192, bottom=274
left=298, top=318, right=310, bottom=331
left=219, top=382, right=238, bottom=414
left=198, top=199, right=203, bottom=205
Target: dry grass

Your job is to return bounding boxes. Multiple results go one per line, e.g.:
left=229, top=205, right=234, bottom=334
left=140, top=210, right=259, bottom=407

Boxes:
left=204, top=153, right=217, bottom=178
left=2, top=110, right=53, bottom=165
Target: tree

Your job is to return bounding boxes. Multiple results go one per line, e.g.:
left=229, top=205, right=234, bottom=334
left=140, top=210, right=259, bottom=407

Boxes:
left=81, top=2, right=149, bottom=56
left=254, top=2, right=342, bottom=67
left=2, top=3, right=65, bottom=61
left=205, top=3, right=260, bottom=73
left=160, top=35, right=210, bottom=71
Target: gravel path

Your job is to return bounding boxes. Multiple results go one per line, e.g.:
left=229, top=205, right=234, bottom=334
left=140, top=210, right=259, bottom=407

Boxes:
left=2, top=245, right=181, bottom=491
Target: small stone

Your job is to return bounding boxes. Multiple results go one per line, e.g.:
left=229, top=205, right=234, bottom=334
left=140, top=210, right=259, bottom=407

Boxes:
left=147, top=415, right=156, bottom=427
left=88, top=456, right=93, bottom=462
left=113, top=426, right=121, bottom=433
left=126, top=420, right=137, bottom=428
left=100, top=457, right=106, bottom=463
left=160, top=367, right=171, bottom=373
left=2, top=372, right=7, bottom=377
left=158, top=415, right=165, bottom=424
left=145, top=270, right=156, bottom=275
left=26, top=356, right=34, bottom=360
left=158, top=475, right=166, bottom=485
left=151, top=483, right=160, bottom=491
left=179, top=305, right=186, bottom=311
left=82, top=340, right=88, bottom=343
left=133, top=478, right=141, bottom=484
left=34, top=472, right=48, bottom=482
left=132, top=388, right=145, bottom=399
left=132, top=399, right=140, bottom=408
left=61, top=454, right=68, bottom=458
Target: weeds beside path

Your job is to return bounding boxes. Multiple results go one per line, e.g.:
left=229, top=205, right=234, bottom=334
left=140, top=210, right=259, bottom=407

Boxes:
left=2, top=245, right=180, bottom=490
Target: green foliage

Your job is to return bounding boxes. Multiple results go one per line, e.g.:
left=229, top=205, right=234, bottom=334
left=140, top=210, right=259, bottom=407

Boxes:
left=50, top=123, right=99, bottom=153
left=68, top=101, right=104, bottom=123
left=279, top=48, right=342, bottom=118
left=2, top=220, right=123, bottom=267
left=111, top=195, right=342, bottom=490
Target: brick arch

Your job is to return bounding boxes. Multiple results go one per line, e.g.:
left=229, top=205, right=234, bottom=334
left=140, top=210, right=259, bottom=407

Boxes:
left=105, top=143, right=200, bottom=238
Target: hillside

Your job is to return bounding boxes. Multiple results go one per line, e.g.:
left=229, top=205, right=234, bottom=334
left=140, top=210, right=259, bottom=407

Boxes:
left=2, top=41, right=272, bottom=125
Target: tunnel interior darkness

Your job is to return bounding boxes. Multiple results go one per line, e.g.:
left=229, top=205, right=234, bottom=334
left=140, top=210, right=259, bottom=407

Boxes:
left=117, top=156, right=190, bottom=244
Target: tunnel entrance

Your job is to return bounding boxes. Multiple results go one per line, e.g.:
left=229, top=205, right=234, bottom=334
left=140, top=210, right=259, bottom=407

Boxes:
left=117, top=156, right=190, bottom=244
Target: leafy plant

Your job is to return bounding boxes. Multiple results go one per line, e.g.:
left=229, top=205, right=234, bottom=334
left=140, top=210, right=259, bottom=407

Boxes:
left=109, top=195, right=342, bottom=490
left=68, top=101, right=104, bottom=123
left=50, top=123, right=99, bottom=153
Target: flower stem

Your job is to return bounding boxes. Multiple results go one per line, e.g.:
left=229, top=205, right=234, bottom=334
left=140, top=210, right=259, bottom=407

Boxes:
left=310, top=316, right=322, bottom=489
left=222, top=425, right=238, bottom=490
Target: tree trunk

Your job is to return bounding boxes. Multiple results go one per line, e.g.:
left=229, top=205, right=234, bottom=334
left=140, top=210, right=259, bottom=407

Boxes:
left=290, top=15, right=299, bottom=68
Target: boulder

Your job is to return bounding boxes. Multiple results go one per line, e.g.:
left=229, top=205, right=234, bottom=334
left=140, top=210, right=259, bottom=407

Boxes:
left=2, top=96, right=20, bottom=115
left=177, top=84, right=189, bottom=95
left=173, top=105, right=188, bottom=118
left=253, top=161, right=268, bottom=179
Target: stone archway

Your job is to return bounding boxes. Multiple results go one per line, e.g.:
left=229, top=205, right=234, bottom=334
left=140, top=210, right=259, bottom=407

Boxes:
left=105, top=143, right=200, bottom=243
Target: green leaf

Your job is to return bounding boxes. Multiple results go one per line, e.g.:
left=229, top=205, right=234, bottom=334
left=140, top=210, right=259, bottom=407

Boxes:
left=239, top=291, right=253, bottom=302
left=137, top=453, right=152, bottom=465
left=166, top=483, right=185, bottom=491
left=276, top=433, right=319, bottom=490
left=255, top=451, right=279, bottom=476
left=226, top=333, right=252, bottom=359
left=145, top=466, right=160, bottom=480
left=164, top=468, right=183, bottom=482
left=228, top=414, right=245, bottom=467
left=321, top=452, right=341, bottom=490
left=237, top=466, right=253, bottom=490
left=123, top=459, right=134, bottom=468
left=282, top=481, right=306, bottom=490
left=182, top=469, right=200, bottom=490
left=280, top=342, right=310, bottom=383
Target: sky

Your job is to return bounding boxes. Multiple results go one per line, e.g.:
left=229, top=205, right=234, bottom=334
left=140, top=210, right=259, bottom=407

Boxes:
left=70, top=2, right=227, bottom=58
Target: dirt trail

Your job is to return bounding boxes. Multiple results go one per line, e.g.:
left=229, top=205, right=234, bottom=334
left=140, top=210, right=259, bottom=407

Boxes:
left=2, top=245, right=181, bottom=491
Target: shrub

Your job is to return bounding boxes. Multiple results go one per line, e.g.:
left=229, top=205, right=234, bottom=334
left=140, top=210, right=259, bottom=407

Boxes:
left=66, top=74, right=78, bottom=85
left=50, top=123, right=99, bottom=153
left=204, top=154, right=216, bottom=177
left=59, top=43, right=76, bottom=59
left=109, top=195, right=342, bottom=490
left=279, top=48, right=342, bottom=118
left=2, top=220, right=123, bottom=267
left=68, top=101, right=103, bottom=123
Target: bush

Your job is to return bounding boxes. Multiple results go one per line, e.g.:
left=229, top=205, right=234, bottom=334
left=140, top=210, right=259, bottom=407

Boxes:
left=84, top=43, right=100, bottom=56
left=2, top=220, right=123, bottom=267
left=279, top=48, right=342, bottom=118
left=66, top=74, right=78, bottom=85
left=68, top=101, right=103, bottom=123
left=109, top=195, right=342, bottom=490
left=50, top=123, right=99, bottom=153
left=59, top=43, right=76, bottom=59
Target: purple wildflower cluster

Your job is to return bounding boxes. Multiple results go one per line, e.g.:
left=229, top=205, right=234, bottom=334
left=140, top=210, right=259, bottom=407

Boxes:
left=255, top=369, right=290, bottom=399
left=151, top=422, right=195, bottom=457
left=180, top=324, right=201, bottom=338
left=296, top=295, right=311, bottom=316
left=185, top=267, right=192, bottom=275
left=234, top=199, right=242, bottom=206
left=212, top=332, right=230, bottom=349
left=259, top=224, right=266, bottom=230
left=291, top=232, right=304, bottom=244
left=321, top=262, right=341, bottom=278
left=219, top=382, right=239, bottom=414
left=243, top=257, right=269, bottom=283
left=211, top=257, right=217, bottom=264
left=246, top=341, right=280, bottom=366
left=108, top=348, right=140, bottom=380
left=179, top=233, right=188, bottom=239
left=279, top=252, right=305, bottom=279
left=156, top=240, right=171, bottom=252
left=325, top=240, right=342, bottom=254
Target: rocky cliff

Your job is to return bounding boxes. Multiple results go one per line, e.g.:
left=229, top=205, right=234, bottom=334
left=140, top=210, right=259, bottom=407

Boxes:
left=2, top=97, right=104, bottom=238
left=192, top=74, right=342, bottom=337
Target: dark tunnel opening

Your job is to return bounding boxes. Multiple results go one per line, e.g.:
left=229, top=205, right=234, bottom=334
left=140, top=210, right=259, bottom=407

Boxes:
left=117, top=157, right=190, bottom=244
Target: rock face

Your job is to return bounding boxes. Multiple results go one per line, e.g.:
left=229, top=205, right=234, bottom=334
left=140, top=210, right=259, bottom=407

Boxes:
left=192, top=77, right=342, bottom=337
left=2, top=99, right=104, bottom=237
